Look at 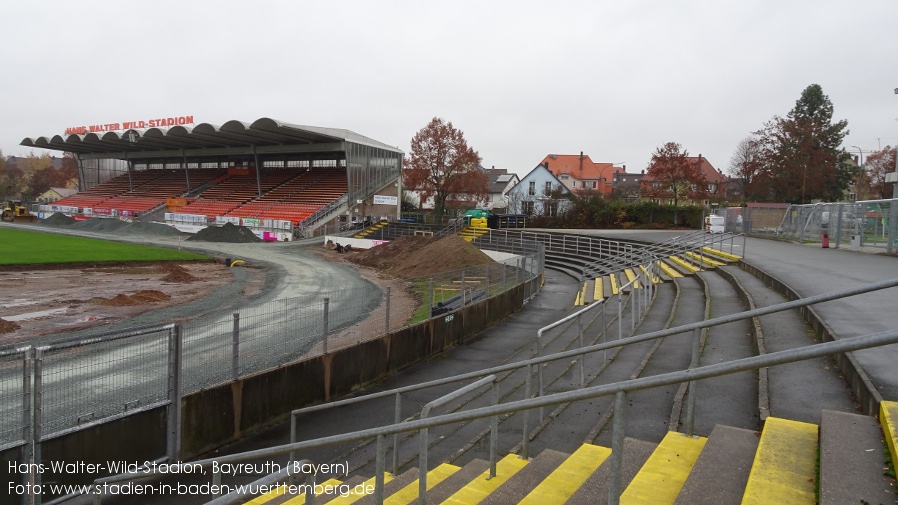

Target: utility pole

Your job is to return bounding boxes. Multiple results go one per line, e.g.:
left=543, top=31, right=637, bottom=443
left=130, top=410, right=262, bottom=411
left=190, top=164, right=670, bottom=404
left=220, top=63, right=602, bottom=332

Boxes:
left=888, top=88, right=898, bottom=253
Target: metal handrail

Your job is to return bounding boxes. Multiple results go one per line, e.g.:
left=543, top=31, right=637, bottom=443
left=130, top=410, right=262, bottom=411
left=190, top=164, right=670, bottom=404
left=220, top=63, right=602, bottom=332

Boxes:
left=191, top=326, right=898, bottom=505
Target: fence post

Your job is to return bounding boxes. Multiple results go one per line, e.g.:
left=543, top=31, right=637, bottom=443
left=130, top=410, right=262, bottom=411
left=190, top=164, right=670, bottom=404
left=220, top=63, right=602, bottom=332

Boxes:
left=167, top=324, right=183, bottom=462
left=385, top=287, right=391, bottom=334
left=232, top=312, right=240, bottom=381
left=33, top=348, right=43, bottom=505
left=22, top=347, right=33, bottom=505
left=461, top=270, right=466, bottom=307
left=428, top=278, right=434, bottom=319
left=392, top=392, right=402, bottom=475
left=322, top=298, right=330, bottom=354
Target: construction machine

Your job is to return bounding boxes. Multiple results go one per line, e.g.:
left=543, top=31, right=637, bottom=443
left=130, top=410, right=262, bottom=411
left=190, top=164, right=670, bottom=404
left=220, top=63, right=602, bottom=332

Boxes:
left=1, top=201, right=38, bottom=223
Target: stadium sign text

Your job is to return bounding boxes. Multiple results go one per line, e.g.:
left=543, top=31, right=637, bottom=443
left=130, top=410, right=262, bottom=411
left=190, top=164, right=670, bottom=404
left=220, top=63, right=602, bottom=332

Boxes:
left=64, top=115, right=195, bottom=135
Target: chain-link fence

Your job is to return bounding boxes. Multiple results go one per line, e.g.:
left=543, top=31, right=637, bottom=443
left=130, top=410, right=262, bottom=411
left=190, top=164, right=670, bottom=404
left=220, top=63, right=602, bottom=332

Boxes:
left=725, top=198, right=898, bottom=253
left=35, top=325, right=174, bottom=440
left=0, top=348, right=30, bottom=453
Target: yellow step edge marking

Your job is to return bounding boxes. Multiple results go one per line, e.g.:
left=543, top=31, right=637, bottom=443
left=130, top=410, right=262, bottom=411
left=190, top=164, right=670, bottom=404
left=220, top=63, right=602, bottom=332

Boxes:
left=281, top=478, right=343, bottom=504
left=685, top=251, right=725, bottom=268
left=701, top=246, right=741, bottom=261
left=741, top=417, right=818, bottom=505
left=385, top=463, right=460, bottom=505
left=519, top=444, right=612, bottom=505
left=620, top=431, right=707, bottom=505
left=657, top=260, right=684, bottom=279
left=593, top=278, right=604, bottom=300
left=581, top=282, right=589, bottom=305
left=623, top=269, right=641, bottom=289
left=442, top=454, right=529, bottom=505
left=668, top=255, right=701, bottom=273
left=881, top=401, right=898, bottom=474
left=574, top=289, right=582, bottom=306
left=609, top=273, right=620, bottom=296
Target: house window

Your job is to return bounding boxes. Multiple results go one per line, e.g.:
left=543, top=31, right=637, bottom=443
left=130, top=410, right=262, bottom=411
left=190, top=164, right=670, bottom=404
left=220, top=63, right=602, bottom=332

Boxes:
left=591, top=181, right=597, bottom=189
left=522, top=200, right=534, bottom=216
left=652, top=198, right=660, bottom=204
left=545, top=181, right=552, bottom=194
left=528, top=181, right=536, bottom=196
left=708, top=183, right=717, bottom=193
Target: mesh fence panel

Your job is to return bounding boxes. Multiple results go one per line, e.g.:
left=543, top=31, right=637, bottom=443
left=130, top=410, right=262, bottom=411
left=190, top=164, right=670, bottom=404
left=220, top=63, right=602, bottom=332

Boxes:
left=0, top=349, right=28, bottom=450
left=38, top=326, right=171, bottom=439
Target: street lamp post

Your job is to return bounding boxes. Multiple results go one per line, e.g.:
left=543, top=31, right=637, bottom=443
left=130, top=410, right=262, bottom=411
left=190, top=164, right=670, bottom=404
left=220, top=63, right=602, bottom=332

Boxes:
left=888, top=89, right=898, bottom=253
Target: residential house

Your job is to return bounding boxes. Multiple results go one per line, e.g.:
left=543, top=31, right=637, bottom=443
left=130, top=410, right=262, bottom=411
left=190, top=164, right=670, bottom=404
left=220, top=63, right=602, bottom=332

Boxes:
left=539, top=152, right=623, bottom=196
left=506, top=164, right=572, bottom=216
left=37, top=187, right=78, bottom=203
left=640, top=155, right=728, bottom=207
left=612, top=168, right=645, bottom=202
left=483, top=167, right=519, bottom=211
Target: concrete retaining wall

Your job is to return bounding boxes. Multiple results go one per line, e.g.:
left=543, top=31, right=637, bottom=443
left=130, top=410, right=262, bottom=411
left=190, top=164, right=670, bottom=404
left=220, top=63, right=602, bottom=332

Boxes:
left=180, top=283, right=529, bottom=459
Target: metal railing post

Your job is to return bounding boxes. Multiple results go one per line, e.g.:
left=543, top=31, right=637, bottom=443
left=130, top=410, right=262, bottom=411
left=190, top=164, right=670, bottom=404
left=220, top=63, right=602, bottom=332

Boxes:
left=578, top=314, right=585, bottom=387
left=490, top=381, right=498, bottom=477
left=618, top=292, right=623, bottom=341
left=608, top=390, right=627, bottom=505
left=392, top=392, right=402, bottom=474
left=522, top=364, right=532, bottom=459
left=375, top=434, right=386, bottom=504
left=33, top=348, right=43, bottom=505
left=322, top=298, right=329, bottom=354
left=232, top=312, right=240, bottom=381
left=685, top=327, right=701, bottom=436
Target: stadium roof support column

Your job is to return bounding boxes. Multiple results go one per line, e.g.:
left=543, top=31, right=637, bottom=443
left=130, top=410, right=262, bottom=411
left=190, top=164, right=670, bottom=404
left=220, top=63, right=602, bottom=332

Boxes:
left=182, top=149, right=190, bottom=192
left=253, top=145, right=262, bottom=198
left=75, top=154, right=85, bottom=192
left=125, top=154, right=134, bottom=192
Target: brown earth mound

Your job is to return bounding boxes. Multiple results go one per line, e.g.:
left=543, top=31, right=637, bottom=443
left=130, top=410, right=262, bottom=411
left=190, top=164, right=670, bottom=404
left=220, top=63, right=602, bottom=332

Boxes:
left=348, top=235, right=495, bottom=278
left=0, top=318, right=21, bottom=335
left=92, top=290, right=172, bottom=306
left=160, top=264, right=198, bottom=283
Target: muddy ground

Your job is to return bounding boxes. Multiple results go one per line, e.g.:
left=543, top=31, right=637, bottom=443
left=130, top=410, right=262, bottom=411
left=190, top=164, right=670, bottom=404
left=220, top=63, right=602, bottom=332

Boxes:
left=0, top=262, right=238, bottom=344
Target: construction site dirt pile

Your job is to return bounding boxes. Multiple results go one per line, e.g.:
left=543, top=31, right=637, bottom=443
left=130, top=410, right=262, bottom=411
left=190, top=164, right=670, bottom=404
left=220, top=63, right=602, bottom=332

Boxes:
left=188, top=222, right=262, bottom=243
left=347, top=235, right=495, bottom=279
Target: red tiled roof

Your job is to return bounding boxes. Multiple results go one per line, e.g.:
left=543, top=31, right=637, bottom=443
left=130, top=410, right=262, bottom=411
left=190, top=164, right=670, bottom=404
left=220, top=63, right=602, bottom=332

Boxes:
left=539, top=154, right=617, bottom=181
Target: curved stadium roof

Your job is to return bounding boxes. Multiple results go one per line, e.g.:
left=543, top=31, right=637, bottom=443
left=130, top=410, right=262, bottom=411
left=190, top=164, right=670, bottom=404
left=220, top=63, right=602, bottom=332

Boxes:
left=20, top=117, right=402, bottom=159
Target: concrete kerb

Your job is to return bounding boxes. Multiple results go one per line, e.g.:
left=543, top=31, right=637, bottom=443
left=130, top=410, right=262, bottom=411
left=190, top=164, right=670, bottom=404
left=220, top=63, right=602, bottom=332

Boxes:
left=738, top=259, right=882, bottom=416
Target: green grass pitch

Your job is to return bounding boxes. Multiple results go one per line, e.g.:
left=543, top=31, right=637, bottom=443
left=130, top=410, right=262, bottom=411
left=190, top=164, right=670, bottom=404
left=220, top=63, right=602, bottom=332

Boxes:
left=0, top=227, right=208, bottom=265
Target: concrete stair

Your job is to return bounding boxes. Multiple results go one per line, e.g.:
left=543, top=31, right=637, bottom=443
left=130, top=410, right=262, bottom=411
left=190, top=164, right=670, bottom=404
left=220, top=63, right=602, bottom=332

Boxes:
left=254, top=406, right=897, bottom=504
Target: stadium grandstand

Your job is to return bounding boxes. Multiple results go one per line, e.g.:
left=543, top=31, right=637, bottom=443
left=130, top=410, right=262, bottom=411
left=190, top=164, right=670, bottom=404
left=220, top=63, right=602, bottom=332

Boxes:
left=20, top=117, right=404, bottom=239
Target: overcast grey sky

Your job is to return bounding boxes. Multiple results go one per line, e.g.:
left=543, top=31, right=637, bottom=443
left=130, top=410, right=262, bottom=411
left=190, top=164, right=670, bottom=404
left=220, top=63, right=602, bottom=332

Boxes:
left=2, top=1, right=897, bottom=177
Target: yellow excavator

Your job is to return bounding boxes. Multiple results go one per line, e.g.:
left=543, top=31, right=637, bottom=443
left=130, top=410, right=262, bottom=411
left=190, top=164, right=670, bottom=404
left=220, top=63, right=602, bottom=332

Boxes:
left=2, top=201, right=38, bottom=223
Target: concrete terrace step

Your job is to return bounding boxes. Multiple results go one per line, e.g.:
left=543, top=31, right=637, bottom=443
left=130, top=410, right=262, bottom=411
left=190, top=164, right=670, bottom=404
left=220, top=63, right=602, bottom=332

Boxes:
left=479, top=448, right=569, bottom=505
left=620, top=431, right=707, bottom=504
left=518, top=443, right=611, bottom=504
left=439, top=454, right=528, bottom=505
left=742, top=417, right=818, bottom=505
left=819, top=409, right=895, bottom=505
left=674, top=425, right=760, bottom=505
left=666, top=255, right=702, bottom=274
left=565, top=438, right=657, bottom=505
left=701, top=245, right=742, bottom=262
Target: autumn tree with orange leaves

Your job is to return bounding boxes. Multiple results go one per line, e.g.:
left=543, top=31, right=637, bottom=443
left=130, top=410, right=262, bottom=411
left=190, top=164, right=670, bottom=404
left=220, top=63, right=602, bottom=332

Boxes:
left=403, top=117, right=487, bottom=220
